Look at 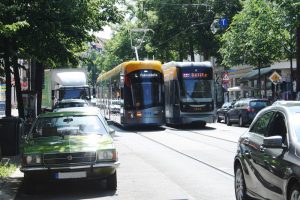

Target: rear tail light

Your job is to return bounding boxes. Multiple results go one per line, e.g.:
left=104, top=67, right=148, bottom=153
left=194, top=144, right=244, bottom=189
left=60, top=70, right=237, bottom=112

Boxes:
left=247, top=107, right=255, bottom=112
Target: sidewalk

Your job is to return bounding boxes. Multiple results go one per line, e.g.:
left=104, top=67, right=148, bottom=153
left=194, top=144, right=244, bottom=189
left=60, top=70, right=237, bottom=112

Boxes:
left=0, top=109, right=22, bottom=199
left=0, top=156, right=22, bottom=200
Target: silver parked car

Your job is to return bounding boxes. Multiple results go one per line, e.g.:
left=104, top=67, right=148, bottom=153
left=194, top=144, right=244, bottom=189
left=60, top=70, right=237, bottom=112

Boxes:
left=234, top=102, right=300, bottom=200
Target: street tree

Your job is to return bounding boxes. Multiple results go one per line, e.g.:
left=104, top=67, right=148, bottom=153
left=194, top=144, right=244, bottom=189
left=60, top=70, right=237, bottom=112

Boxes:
left=220, top=0, right=288, bottom=97
left=135, top=0, right=241, bottom=62
left=272, top=0, right=300, bottom=93
left=0, top=0, right=122, bottom=117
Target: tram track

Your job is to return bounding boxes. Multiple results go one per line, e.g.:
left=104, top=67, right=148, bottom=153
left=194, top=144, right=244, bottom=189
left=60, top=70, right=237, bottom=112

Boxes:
left=162, top=129, right=236, bottom=154
left=131, top=129, right=234, bottom=178
left=164, top=126, right=238, bottom=144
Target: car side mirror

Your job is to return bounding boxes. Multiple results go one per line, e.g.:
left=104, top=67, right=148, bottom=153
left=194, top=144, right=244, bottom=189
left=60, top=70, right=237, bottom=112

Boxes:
left=109, top=128, right=115, bottom=136
left=106, top=119, right=114, bottom=125
left=263, top=136, right=283, bottom=148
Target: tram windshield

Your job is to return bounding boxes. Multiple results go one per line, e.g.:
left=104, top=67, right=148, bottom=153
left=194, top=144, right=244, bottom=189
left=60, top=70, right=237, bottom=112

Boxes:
left=124, top=70, right=164, bottom=110
left=181, top=79, right=212, bottom=100
left=179, top=67, right=213, bottom=103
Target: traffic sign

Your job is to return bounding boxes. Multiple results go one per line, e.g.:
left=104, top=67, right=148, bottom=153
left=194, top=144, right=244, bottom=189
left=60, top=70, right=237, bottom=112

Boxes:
left=219, top=18, right=229, bottom=29
left=269, top=71, right=282, bottom=85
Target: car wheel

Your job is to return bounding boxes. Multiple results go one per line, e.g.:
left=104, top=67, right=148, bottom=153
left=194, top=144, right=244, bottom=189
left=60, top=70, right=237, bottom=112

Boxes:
left=288, top=183, right=300, bottom=200
left=106, top=172, right=117, bottom=190
left=217, top=114, right=221, bottom=123
left=23, top=173, right=36, bottom=194
left=239, top=116, right=244, bottom=127
left=235, top=165, right=248, bottom=200
left=226, top=116, right=232, bottom=126
left=199, top=122, right=206, bottom=128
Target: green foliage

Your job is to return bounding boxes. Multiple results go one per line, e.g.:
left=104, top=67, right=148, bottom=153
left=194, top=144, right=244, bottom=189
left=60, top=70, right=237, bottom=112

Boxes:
left=95, top=22, right=135, bottom=73
left=96, top=0, right=242, bottom=72
left=0, top=163, right=16, bottom=178
left=135, top=0, right=242, bottom=61
left=220, top=0, right=288, bottom=67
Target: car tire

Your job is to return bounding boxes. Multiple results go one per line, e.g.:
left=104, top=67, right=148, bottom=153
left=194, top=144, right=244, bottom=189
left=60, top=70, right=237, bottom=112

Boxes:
left=235, top=165, right=249, bottom=200
left=239, top=116, right=244, bottom=127
left=226, top=116, right=232, bottom=126
left=199, top=122, right=206, bottom=128
left=106, top=171, right=117, bottom=190
left=217, top=114, right=221, bottom=123
left=288, top=183, right=300, bottom=200
left=23, top=173, right=36, bottom=194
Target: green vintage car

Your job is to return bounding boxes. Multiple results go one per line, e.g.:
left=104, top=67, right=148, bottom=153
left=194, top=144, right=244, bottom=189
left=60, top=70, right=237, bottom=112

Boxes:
left=20, top=110, right=119, bottom=193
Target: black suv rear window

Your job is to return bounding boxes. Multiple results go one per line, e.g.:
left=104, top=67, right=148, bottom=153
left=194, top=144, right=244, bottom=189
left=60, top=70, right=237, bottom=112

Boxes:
left=250, top=101, right=270, bottom=108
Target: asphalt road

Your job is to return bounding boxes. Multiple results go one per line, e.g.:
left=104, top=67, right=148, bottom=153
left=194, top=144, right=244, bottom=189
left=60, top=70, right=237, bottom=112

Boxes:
left=15, top=122, right=248, bottom=200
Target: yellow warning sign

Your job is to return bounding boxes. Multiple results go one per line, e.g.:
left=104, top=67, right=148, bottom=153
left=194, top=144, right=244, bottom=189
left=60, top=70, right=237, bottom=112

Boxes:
left=269, top=71, right=282, bottom=85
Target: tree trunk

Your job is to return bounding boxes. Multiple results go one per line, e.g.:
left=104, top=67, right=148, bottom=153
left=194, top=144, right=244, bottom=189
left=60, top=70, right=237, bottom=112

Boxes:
left=12, top=56, right=25, bottom=119
left=179, top=42, right=184, bottom=61
left=3, top=53, right=11, bottom=117
left=35, top=62, right=44, bottom=115
left=296, top=26, right=300, bottom=94
left=3, top=39, right=11, bottom=117
left=203, top=49, right=209, bottom=61
left=258, top=64, right=262, bottom=98
left=189, top=36, right=195, bottom=61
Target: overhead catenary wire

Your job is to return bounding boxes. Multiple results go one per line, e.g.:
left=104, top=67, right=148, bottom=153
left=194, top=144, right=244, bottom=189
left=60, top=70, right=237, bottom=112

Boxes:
left=156, top=22, right=210, bottom=47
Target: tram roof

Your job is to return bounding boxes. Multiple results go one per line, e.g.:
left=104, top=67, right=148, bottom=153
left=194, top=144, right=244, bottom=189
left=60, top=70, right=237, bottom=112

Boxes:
left=97, top=60, right=162, bottom=82
left=163, top=61, right=212, bottom=69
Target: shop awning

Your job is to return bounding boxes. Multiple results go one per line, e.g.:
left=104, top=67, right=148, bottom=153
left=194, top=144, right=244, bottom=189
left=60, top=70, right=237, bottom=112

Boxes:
left=242, top=67, right=273, bottom=80
left=227, top=85, right=258, bottom=92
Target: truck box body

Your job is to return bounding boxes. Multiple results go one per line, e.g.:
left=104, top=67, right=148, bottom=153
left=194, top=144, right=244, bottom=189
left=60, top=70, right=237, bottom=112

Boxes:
left=42, top=69, right=90, bottom=109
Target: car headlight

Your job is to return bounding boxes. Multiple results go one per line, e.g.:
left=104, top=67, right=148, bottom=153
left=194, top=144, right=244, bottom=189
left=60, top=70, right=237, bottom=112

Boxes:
left=23, top=154, right=42, bottom=165
left=97, top=150, right=117, bottom=161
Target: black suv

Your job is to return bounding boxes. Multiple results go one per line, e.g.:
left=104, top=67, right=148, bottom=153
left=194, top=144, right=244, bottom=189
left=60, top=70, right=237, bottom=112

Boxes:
left=226, top=98, right=271, bottom=127
left=216, top=102, right=235, bottom=123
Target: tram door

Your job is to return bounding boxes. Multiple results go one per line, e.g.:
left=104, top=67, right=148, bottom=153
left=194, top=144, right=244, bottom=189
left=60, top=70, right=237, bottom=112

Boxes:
left=171, top=80, right=180, bottom=119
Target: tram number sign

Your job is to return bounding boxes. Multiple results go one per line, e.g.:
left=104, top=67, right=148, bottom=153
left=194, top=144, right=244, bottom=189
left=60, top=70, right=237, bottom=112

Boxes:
left=269, top=71, right=282, bottom=85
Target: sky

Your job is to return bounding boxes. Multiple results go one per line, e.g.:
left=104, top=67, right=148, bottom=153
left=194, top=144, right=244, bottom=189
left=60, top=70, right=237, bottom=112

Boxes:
left=94, top=26, right=113, bottom=39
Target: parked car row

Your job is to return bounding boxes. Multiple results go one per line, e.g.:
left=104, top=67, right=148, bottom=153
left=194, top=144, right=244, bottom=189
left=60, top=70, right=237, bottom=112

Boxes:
left=217, top=98, right=271, bottom=127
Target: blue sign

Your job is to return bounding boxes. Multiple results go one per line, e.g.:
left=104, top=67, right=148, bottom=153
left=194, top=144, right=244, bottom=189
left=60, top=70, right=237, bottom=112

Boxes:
left=219, top=18, right=229, bottom=29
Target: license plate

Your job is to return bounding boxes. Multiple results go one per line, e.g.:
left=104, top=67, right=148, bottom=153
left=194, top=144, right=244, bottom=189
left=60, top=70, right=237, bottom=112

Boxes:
left=55, top=171, right=87, bottom=179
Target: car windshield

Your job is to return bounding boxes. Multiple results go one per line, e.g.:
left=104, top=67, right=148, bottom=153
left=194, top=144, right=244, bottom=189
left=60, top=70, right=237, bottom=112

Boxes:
left=31, top=115, right=107, bottom=137
left=250, top=101, right=271, bottom=108
left=54, top=102, right=88, bottom=109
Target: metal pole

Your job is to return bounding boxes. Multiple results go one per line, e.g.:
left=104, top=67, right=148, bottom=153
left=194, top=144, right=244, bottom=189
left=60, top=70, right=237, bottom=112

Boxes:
left=135, top=47, right=139, bottom=61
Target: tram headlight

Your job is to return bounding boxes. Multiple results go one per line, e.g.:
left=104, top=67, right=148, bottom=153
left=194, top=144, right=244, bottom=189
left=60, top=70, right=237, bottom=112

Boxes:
left=136, top=111, right=142, bottom=117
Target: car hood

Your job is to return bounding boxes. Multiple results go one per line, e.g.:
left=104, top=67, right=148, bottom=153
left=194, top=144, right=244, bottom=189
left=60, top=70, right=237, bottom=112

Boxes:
left=22, top=135, right=114, bottom=154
